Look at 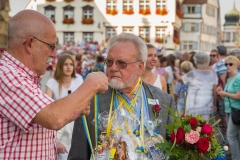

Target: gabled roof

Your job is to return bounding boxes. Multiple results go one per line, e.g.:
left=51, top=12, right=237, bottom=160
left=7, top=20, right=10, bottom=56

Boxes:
left=183, top=0, right=207, bottom=4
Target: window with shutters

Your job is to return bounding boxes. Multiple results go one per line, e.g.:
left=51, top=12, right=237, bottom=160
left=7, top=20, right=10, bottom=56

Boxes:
left=122, top=27, right=134, bottom=33
left=106, top=27, right=117, bottom=39
left=64, top=32, right=74, bottom=43
left=139, top=27, right=150, bottom=42
left=187, top=6, right=195, bottom=13
left=83, top=32, right=93, bottom=42
left=107, top=0, right=117, bottom=10
left=183, top=41, right=193, bottom=50
left=156, top=0, right=167, bottom=10
left=44, top=5, right=56, bottom=23
left=184, top=23, right=196, bottom=32
left=139, top=0, right=150, bottom=10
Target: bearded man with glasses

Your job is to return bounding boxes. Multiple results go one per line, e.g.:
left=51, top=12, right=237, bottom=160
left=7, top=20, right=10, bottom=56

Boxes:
left=68, top=33, right=175, bottom=160
left=0, top=10, right=108, bottom=159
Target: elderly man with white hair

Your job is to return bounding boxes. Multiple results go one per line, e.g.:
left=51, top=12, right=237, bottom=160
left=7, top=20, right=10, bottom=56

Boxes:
left=181, top=52, right=218, bottom=119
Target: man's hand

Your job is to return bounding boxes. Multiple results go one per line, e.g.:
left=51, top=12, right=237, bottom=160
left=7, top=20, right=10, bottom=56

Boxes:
left=86, top=72, right=108, bottom=94
left=56, top=141, right=68, bottom=154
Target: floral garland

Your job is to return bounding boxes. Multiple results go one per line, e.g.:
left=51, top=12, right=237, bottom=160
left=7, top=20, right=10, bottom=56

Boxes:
left=82, top=18, right=94, bottom=24
left=155, top=9, right=168, bottom=15
left=106, top=9, right=118, bottom=15
left=176, top=10, right=183, bottom=18
left=173, top=38, right=180, bottom=44
left=139, top=8, right=151, bottom=15
left=123, top=9, right=134, bottom=15
left=155, top=38, right=164, bottom=43
left=143, top=37, right=150, bottom=43
left=62, top=18, right=74, bottom=24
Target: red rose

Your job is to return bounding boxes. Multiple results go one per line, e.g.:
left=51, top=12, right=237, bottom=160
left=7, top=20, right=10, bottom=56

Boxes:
left=170, top=128, right=185, bottom=144
left=201, top=124, right=212, bottom=135
left=189, top=117, right=198, bottom=129
left=197, top=138, right=210, bottom=154
left=153, top=104, right=161, bottom=113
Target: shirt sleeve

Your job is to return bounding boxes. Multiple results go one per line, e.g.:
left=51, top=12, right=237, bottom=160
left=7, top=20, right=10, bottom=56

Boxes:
left=0, top=70, right=53, bottom=133
left=182, top=70, right=194, bottom=85
left=233, top=74, right=240, bottom=92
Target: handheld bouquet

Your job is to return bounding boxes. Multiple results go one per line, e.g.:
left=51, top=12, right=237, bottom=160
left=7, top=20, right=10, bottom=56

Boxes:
left=156, top=106, right=225, bottom=160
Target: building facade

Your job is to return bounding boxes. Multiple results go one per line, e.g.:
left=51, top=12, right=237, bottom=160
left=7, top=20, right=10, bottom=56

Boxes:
left=25, top=0, right=184, bottom=55
left=222, top=4, right=240, bottom=51
left=180, top=0, right=221, bottom=53
left=0, top=0, right=10, bottom=49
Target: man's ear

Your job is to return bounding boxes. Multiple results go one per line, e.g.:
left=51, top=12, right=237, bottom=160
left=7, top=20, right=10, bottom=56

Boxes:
left=24, top=37, right=34, bottom=54
left=138, top=61, right=145, bottom=76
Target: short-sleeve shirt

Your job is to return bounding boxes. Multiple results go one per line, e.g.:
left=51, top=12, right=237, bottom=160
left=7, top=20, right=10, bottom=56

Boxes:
left=46, top=77, right=83, bottom=100
left=0, top=52, right=56, bottom=159
left=214, top=59, right=226, bottom=76
left=224, top=73, right=240, bottom=112
left=182, top=69, right=218, bottom=116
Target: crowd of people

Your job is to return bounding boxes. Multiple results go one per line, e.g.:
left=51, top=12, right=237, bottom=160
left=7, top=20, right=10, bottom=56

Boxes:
left=1, top=9, right=240, bottom=160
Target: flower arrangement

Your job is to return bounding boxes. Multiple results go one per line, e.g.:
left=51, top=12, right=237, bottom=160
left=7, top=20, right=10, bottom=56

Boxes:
left=82, top=18, right=94, bottom=24
left=174, top=38, right=180, bottom=44
left=123, top=9, right=134, bottom=15
left=106, top=9, right=118, bottom=15
left=155, top=9, right=168, bottom=15
left=155, top=38, right=164, bottom=43
left=176, top=9, right=183, bottom=18
left=156, top=106, right=226, bottom=160
left=143, top=37, right=150, bottom=43
left=139, top=8, right=151, bottom=15
left=63, top=18, right=74, bottom=24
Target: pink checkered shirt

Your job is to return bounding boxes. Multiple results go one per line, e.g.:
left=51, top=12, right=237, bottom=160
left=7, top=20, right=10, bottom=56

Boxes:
left=0, top=52, right=57, bottom=160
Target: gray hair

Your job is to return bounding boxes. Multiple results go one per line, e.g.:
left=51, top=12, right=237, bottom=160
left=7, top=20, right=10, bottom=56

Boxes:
left=174, top=50, right=182, bottom=59
left=106, top=33, right=148, bottom=67
left=229, top=49, right=240, bottom=57
left=193, top=52, right=210, bottom=68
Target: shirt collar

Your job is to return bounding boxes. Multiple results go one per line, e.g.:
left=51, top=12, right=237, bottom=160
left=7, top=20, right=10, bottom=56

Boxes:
left=2, top=51, right=40, bottom=82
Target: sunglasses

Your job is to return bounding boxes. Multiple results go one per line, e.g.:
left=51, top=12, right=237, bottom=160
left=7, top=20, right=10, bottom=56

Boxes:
left=33, top=37, right=56, bottom=51
left=105, top=59, right=140, bottom=69
left=210, top=55, right=217, bottom=57
left=225, top=63, right=234, bottom=66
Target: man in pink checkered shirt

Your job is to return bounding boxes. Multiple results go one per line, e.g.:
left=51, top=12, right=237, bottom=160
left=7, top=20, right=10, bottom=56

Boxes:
left=0, top=10, right=108, bottom=160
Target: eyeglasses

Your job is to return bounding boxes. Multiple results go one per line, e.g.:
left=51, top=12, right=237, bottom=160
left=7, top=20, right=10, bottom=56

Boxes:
left=225, top=63, right=234, bottom=67
left=105, top=59, right=140, bottom=69
left=210, top=55, right=217, bottom=57
left=33, top=37, right=56, bottom=51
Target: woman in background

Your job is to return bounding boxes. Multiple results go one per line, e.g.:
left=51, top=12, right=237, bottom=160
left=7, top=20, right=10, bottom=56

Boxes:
left=153, top=56, right=168, bottom=83
left=45, top=54, right=83, bottom=160
left=165, top=54, right=177, bottom=94
left=217, top=56, right=240, bottom=160
left=141, top=44, right=167, bottom=92
left=182, top=52, right=218, bottom=119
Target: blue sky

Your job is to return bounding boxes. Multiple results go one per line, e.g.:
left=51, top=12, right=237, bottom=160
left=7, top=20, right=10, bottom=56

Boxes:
left=9, top=0, right=240, bottom=28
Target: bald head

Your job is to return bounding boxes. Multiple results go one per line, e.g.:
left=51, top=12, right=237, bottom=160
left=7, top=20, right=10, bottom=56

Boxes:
left=8, top=10, right=55, bottom=48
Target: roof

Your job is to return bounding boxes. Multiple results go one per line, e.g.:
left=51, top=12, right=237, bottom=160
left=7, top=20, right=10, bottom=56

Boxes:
left=183, top=0, right=207, bottom=4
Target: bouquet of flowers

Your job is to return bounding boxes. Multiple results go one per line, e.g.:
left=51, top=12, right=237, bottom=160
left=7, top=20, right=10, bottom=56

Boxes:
left=156, top=106, right=226, bottom=160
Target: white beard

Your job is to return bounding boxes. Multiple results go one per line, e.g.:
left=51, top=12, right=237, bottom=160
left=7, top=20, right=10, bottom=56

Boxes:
left=109, top=72, right=139, bottom=90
